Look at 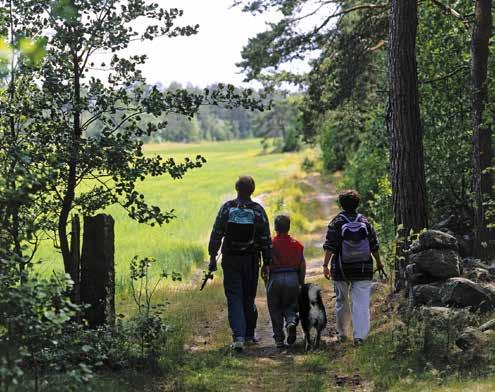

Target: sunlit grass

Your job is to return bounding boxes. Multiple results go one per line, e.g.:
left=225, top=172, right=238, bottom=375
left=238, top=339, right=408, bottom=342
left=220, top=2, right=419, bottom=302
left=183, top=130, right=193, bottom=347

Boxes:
left=35, top=139, right=311, bottom=289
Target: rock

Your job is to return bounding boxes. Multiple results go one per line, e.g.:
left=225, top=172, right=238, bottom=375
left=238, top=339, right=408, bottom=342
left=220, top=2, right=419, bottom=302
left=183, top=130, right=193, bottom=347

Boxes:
left=405, top=263, right=438, bottom=285
left=440, top=277, right=494, bottom=312
left=412, top=284, right=442, bottom=306
left=433, top=215, right=459, bottom=232
left=420, top=306, right=460, bottom=322
left=456, top=327, right=489, bottom=351
left=466, top=268, right=491, bottom=282
left=457, top=234, right=474, bottom=258
left=409, top=230, right=459, bottom=254
left=409, top=249, right=461, bottom=280
left=479, top=318, right=495, bottom=332
left=463, top=257, right=491, bottom=270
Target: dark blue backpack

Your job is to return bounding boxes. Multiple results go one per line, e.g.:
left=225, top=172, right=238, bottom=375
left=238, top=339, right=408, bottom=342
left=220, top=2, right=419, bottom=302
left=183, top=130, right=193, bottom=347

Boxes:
left=225, top=202, right=256, bottom=251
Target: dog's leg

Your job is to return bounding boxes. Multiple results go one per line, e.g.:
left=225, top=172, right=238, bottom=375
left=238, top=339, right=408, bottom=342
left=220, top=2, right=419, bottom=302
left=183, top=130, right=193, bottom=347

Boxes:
left=305, top=330, right=312, bottom=351
left=315, top=329, right=322, bottom=349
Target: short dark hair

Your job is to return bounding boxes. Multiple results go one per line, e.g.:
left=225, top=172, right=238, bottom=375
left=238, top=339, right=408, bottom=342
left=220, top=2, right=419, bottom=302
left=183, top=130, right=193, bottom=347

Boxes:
left=235, top=176, right=255, bottom=197
left=339, top=190, right=360, bottom=212
left=275, top=214, right=291, bottom=233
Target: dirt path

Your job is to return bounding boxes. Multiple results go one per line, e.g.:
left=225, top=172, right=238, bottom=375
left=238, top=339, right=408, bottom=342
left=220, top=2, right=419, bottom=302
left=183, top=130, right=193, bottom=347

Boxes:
left=172, top=173, right=374, bottom=391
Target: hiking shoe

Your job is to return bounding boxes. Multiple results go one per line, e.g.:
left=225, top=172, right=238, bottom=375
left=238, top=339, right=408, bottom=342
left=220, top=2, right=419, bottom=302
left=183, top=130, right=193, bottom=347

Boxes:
left=286, top=322, right=297, bottom=345
left=353, top=338, right=364, bottom=346
left=336, top=335, right=348, bottom=344
left=276, top=341, right=288, bottom=351
left=230, top=339, right=245, bottom=352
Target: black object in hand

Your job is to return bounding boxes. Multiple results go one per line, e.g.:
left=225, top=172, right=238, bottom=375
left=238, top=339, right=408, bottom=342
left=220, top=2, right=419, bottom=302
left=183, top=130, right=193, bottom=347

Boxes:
left=200, top=270, right=214, bottom=291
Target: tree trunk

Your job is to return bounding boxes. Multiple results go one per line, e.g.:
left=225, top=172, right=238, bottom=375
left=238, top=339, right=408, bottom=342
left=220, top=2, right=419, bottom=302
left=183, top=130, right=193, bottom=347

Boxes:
left=472, top=0, right=494, bottom=261
left=387, top=0, right=428, bottom=289
left=58, top=51, right=81, bottom=282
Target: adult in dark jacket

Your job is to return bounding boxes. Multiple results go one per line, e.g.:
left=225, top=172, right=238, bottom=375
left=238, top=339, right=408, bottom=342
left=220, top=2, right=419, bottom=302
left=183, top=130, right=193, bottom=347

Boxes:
left=208, top=176, right=272, bottom=351
left=322, top=190, right=384, bottom=345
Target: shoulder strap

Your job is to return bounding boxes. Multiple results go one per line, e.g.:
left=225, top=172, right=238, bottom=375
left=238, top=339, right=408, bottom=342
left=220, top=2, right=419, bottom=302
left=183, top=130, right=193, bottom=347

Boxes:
left=340, top=213, right=352, bottom=224
left=354, top=214, right=362, bottom=222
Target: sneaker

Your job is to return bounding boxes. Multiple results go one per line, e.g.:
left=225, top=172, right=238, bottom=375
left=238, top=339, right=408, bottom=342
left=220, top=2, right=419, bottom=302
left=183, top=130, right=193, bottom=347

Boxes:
left=276, top=341, right=288, bottom=351
left=286, top=322, right=297, bottom=345
left=353, top=338, right=364, bottom=346
left=230, top=339, right=245, bottom=352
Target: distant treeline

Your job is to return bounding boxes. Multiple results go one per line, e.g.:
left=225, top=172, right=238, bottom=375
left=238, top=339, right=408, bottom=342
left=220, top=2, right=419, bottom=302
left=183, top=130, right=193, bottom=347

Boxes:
left=87, top=82, right=303, bottom=144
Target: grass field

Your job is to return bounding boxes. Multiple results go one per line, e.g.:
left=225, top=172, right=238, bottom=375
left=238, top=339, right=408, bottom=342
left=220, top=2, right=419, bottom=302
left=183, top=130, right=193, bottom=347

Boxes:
left=35, top=139, right=312, bottom=289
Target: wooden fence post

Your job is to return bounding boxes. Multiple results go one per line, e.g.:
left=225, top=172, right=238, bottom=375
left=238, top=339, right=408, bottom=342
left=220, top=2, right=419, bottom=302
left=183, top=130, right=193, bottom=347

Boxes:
left=70, top=215, right=81, bottom=304
left=80, top=214, right=115, bottom=328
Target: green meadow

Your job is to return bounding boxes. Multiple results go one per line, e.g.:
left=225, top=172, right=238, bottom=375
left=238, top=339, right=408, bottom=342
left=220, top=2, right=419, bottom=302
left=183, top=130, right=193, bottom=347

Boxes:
left=35, top=139, right=310, bottom=289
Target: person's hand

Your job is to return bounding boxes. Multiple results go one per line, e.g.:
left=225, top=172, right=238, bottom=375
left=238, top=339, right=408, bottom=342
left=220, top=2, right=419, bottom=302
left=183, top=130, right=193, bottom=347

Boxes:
left=323, top=265, right=330, bottom=280
left=208, top=257, right=217, bottom=272
left=261, top=265, right=269, bottom=281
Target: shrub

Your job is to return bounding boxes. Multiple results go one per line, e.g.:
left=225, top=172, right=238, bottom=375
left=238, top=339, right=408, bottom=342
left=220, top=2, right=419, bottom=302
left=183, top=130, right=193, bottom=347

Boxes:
left=301, top=157, right=315, bottom=173
left=0, top=259, right=94, bottom=392
left=393, top=306, right=475, bottom=365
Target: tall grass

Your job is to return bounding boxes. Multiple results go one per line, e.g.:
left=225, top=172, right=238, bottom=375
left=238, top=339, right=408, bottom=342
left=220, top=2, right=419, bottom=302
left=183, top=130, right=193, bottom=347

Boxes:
left=35, top=139, right=309, bottom=289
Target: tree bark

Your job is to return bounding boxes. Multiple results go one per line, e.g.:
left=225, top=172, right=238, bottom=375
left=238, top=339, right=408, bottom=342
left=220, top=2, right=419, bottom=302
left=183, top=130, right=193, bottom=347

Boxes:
left=472, top=0, right=494, bottom=261
left=58, top=50, right=81, bottom=282
left=387, top=0, right=428, bottom=289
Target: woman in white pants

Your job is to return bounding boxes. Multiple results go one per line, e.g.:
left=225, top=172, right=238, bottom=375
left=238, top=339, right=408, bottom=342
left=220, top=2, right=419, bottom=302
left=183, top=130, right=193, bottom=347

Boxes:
left=322, top=190, right=383, bottom=345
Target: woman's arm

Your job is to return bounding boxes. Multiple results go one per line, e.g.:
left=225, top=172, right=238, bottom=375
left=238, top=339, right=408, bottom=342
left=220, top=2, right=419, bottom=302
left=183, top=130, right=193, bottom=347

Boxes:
left=323, top=250, right=333, bottom=280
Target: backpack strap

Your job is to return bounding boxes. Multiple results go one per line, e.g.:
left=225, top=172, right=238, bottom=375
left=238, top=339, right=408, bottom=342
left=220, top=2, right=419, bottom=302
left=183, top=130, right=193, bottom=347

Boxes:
left=354, top=214, right=362, bottom=222
left=340, top=213, right=352, bottom=223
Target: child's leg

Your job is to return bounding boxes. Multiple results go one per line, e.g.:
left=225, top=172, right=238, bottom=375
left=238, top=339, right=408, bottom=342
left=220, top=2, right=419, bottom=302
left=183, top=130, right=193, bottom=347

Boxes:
left=281, top=272, right=300, bottom=326
left=351, top=280, right=372, bottom=340
left=267, top=275, right=285, bottom=345
left=333, top=280, right=352, bottom=339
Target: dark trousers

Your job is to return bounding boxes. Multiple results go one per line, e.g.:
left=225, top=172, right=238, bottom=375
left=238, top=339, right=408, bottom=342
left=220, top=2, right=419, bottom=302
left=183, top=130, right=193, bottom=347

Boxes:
left=222, top=254, right=260, bottom=341
left=267, top=271, right=300, bottom=343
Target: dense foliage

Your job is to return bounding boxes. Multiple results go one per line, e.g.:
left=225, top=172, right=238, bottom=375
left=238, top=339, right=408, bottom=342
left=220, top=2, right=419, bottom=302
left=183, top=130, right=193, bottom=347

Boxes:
left=237, top=0, right=492, bottom=248
left=128, top=82, right=303, bottom=144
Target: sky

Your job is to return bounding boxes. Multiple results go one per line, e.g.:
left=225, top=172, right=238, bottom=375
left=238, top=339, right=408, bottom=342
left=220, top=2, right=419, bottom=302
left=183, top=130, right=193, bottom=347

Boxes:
left=123, top=0, right=279, bottom=88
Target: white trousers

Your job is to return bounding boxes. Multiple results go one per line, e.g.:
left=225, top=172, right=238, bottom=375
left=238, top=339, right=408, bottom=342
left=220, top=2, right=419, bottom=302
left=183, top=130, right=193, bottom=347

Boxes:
left=333, top=280, right=372, bottom=340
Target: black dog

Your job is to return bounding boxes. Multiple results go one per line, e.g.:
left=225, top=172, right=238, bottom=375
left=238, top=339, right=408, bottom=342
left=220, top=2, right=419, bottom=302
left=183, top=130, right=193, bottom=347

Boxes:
left=299, top=283, right=327, bottom=350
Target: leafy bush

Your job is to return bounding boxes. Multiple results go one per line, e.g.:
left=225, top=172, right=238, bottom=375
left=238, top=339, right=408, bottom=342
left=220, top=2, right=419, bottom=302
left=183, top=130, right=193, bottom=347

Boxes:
left=393, top=306, right=475, bottom=365
left=300, top=157, right=315, bottom=173
left=0, top=253, right=181, bottom=391
left=0, top=259, right=93, bottom=392
left=128, top=256, right=179, bottom=373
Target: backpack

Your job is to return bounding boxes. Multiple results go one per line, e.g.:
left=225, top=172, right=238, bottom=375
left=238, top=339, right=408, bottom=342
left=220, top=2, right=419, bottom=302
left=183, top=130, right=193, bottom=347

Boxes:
left=340, top=213, right=371, bottom=263
left=225, top=201, right=256, bottom=252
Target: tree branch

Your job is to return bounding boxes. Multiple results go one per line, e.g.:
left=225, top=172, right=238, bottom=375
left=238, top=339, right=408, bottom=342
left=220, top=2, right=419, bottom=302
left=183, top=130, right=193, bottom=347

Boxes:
left=290, top=1, right=335, bottom=23
left=315, top=3, right=388, bottom=33
left=429, top=0, right=472, bottom=29
left=419, top=65, right=469, bottom=84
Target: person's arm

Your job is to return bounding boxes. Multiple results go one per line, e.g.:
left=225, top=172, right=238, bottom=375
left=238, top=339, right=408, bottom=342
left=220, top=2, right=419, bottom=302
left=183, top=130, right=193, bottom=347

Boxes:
left=207, top=204, right=227, bottom=271
left=367, top=221, right=383, bottom=271
left=373, top=250, right=384, bottom=271
left=299, top=254, right=306, bottom=285
left=261, top=249, right=275, bottom=282
left=322, top=250, right=333, bottom=280
left=258, top=206, right=273, bottom=267
left=322, top=217, right=339, bottom=279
